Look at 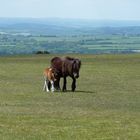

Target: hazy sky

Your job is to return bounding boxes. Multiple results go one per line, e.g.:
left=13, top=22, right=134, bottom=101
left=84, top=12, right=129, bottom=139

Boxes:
left=0, top=0, right=140, bottom=20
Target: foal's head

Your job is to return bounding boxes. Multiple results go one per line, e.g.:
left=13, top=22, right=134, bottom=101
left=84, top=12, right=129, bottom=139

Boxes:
left=50, top=68, right=57, bottom=81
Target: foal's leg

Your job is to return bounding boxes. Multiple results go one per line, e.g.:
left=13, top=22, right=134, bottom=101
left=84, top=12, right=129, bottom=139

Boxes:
left=72, top=78, right=76, bottom=92
left=46, top=80, right=50, bottom=92
left=43, top=80, right=46, bottom=91
left=43, top=77, right=47, bottom=91
left=43, top=77, right=49, bottom=92
left=50, top=80, right=54, bottom=92
left=62, top=77, right=67, bottom=92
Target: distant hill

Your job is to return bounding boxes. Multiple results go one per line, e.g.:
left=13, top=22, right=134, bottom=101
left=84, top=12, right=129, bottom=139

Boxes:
left=0, top=18, right=140, bottom=55
left=1, top=18, right=140, bottom=27
left=0, top=18, right=140, bottom=36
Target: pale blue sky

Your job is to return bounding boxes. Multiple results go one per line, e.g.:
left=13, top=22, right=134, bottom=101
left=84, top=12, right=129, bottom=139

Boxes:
left=0, top=0, right=140, bottom=20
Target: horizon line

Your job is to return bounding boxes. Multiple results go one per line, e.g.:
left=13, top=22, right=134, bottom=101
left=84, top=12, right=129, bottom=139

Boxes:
left=0, top=17, right=140, bottom=21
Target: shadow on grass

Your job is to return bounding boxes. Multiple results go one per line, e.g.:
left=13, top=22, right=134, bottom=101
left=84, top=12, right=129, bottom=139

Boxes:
left=50, top=89, right=95, bottom=94
left=75, top=90, right=95, bottom=94
left=61, top=90, right=95, bottom=94
left=43, top=90, right=95, bottom=95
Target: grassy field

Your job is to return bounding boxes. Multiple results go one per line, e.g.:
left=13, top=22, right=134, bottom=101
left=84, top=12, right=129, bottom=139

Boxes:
left=0, top=54, right=140, bottom=140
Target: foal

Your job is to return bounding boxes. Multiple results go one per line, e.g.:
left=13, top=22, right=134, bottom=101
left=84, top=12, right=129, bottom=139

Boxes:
left=43, top=67, right=56, bottom=92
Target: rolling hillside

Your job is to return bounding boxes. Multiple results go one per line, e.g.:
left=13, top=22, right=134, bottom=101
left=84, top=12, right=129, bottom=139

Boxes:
left=0, top=18, right=140, bottom=55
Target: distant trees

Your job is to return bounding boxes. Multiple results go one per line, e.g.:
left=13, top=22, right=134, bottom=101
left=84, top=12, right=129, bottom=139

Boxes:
left=35, top=50, right=50, bottom=54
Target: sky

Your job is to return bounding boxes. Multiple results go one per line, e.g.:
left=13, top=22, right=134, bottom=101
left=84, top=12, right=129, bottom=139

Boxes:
left=0, top=0, right=140, bottom=20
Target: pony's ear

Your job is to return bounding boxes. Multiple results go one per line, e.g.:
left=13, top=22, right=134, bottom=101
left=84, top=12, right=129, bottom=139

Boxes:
left=79, top=60, right=81, bottom=67
left=76, top=59, right=81, bottom=68
left=73, top=60, right=76, bottom=64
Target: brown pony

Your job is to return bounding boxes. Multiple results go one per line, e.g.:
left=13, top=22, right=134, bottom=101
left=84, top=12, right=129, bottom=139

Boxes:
left=51, top=56, right=81, bottom=92
left=43, top=67, right=56, bottom=92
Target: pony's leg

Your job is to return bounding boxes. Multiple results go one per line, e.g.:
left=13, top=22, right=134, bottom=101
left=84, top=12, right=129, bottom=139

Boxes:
left=54, top=77, right=61, bottom=91
left=72, top=78, right=76, bottom=92
left=62, top=77, right=67, bottom=92
left=50, top=80, right=54, bottom=92
left=57, top=78, right=61, bottom=90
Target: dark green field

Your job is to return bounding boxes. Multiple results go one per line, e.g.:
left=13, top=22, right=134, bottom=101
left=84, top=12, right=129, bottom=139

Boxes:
left=0, top=54, right=140, bottom=140
left=1, top=34, right=140, bottom=55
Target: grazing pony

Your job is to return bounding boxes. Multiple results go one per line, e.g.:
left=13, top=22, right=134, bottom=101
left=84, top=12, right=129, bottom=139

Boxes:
left=51, top=56, right=81, bottom=92
left=43, top=67, right=56, bottom=92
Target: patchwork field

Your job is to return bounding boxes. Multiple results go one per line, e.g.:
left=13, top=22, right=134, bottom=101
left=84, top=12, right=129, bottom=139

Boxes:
left=0, top=54, right=140, bottom=140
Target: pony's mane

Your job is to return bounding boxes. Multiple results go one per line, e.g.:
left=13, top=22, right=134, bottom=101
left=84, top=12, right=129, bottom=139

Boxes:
left=65, top=56, right=75, bottom=61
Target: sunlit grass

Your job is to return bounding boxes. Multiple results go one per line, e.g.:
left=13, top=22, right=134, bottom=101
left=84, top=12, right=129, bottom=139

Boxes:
left=0, top=54, right=140, bottom=140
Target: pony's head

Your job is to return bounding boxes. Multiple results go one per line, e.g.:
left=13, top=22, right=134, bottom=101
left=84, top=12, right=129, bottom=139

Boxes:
left=72, top=59, right=81, bottom=79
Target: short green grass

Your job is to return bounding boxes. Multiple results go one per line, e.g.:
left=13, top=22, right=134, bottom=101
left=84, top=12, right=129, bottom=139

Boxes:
left=0, top=54, right=140, bottom=140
